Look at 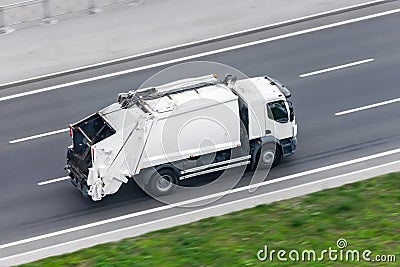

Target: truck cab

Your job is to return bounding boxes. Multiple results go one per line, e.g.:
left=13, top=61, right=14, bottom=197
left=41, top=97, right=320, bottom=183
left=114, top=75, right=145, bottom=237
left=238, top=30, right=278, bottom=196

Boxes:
left=233, top=76, right=297, bottom=167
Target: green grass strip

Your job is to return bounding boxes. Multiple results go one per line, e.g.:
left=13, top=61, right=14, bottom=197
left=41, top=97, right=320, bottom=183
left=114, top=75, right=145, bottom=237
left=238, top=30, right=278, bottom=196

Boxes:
left=22, top=173, right=400, bottom=266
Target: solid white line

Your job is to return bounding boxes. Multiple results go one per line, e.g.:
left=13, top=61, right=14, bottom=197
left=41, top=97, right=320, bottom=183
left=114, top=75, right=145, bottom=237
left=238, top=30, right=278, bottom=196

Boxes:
left=37, top=176, right=69, bottom=186
left=8, top=128, right=68, bottom=144
left=1, top=147, right=400, bottom=250
left=1, top=8, right=400, bottom=102
left=0, top=0, right=388, bottom=89
left=2, top=159, right=400, bottom=265
left=335, top=97, right=400, bottom=116
left=299, top=58, right=375, bottom=77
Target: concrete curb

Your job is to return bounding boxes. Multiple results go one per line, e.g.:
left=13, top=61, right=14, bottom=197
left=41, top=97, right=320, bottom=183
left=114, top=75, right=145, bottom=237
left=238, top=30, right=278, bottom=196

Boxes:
left=0, top=0, right=395, bottom=90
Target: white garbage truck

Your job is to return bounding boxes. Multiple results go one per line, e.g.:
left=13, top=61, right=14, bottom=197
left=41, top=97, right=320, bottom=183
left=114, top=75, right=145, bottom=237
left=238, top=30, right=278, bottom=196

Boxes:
left=65, top=74, right=297, bottom=201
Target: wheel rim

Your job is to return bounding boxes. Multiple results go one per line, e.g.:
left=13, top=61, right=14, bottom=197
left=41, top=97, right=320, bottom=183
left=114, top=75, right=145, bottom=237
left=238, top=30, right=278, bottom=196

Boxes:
left=157, top=175, right=173, bottom=192
left=262, top=150, right=275, bottom=165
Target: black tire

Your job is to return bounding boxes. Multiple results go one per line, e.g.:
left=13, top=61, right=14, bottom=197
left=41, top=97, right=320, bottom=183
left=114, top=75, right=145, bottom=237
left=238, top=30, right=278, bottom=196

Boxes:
left=272, top=144, right=282, bottom=167
left=147, top=168, right=178, bottom=197
left=255, top=143, right=282, bottom=170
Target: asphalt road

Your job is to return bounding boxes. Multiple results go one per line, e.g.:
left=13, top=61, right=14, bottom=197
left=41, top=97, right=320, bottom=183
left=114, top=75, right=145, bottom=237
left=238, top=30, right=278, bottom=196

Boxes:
left=0, top=6, right=400, bottom=263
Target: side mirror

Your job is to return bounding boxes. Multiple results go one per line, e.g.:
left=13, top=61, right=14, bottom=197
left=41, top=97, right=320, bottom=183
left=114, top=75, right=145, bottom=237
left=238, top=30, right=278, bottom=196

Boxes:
left=288, top=101, right=295, bottom=122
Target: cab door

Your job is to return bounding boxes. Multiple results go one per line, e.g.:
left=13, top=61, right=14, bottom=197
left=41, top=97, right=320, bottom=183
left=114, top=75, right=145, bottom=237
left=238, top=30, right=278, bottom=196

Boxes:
left=265, top=100, right=293, bottom=140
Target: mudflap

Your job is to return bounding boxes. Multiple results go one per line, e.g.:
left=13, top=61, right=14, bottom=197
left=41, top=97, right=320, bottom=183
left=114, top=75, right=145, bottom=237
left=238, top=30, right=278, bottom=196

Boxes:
left=67, top=167, right=89, bottom=198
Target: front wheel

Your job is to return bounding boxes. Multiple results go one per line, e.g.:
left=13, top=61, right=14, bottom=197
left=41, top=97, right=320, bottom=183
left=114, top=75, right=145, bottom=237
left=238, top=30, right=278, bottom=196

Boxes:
left=256, top=143, right=282, bottom=170
left=147, top=168, right=178, bottom=197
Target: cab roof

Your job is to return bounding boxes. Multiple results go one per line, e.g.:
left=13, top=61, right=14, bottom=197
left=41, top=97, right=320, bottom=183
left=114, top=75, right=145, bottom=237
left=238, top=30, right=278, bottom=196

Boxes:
left=232, top=77, right=286, bottom=106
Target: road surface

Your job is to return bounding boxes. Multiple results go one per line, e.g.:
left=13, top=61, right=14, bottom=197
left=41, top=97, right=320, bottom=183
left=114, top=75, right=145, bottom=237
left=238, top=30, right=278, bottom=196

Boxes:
left=0, top=2, right=399, bottom=265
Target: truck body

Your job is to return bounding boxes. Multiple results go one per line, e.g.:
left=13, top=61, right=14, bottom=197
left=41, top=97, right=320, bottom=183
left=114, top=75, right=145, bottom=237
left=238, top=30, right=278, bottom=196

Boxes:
left=66, top=75, right=297, bottom=201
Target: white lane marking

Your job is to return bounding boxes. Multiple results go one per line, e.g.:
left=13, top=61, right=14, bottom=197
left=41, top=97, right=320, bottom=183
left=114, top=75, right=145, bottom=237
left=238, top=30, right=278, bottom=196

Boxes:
left=335, top=97, right=400, bottom=116
left=1, top=159, right=400, bottom=265
left=0, top=0, right=388, bottom=89
left=8, top=128, right=68, bottom=144
left=1, top=147, right=400, bottom=250
left=299, top=58, right=375, bottom=77
left=1, top=8, right=400, bottom=102
left=37, top=176, right=69, bottom=186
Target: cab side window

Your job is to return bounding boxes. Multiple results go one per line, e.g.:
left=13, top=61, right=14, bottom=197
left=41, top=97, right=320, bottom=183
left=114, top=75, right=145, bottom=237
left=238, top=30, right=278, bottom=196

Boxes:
left=267, top=101, right=289, bottom=123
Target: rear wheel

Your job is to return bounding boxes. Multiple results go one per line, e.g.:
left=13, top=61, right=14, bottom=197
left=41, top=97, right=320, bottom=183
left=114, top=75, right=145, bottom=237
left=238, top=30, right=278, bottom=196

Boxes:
left=147, top=168, right=178, bottom=196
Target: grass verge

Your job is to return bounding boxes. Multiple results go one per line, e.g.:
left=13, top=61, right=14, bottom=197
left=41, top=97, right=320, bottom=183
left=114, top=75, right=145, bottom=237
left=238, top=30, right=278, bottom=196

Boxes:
left=22, top=173, right=399, bottom=266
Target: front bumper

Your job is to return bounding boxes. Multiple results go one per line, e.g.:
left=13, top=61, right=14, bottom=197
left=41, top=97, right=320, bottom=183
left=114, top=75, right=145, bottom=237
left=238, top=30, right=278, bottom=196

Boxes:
left=280, top=137, right=297, bottom=157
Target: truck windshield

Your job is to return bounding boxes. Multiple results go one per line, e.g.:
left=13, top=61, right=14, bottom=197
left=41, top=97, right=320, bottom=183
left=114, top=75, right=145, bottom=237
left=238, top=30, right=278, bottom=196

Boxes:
left=267, top=100, right=289, bottom=123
